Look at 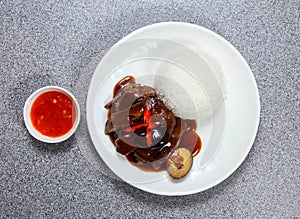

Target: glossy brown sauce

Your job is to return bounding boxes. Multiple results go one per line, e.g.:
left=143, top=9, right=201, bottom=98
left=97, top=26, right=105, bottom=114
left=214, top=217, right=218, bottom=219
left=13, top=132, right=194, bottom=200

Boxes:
left=113, top=75, right=135, bottom=97
left=104, top=76, right=202, bottom=172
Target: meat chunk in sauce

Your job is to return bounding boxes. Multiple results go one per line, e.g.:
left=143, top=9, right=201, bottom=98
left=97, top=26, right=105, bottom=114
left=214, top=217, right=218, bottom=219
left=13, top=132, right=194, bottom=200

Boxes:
left=104, top=76, right=201, bottom=172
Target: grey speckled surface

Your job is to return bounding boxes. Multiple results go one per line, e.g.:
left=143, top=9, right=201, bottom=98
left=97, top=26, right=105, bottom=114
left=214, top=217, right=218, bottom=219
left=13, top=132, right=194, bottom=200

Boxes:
left=1, top=0, right=299, bottom=218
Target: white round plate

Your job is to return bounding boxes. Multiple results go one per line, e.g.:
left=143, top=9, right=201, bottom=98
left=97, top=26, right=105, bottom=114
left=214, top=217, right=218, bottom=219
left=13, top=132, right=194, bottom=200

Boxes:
left=86, top=22, right=260, bottom=195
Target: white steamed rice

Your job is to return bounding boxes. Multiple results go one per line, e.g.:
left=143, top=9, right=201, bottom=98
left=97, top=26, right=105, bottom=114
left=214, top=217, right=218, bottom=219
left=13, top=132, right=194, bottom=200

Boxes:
left=154, top=49, right=226, bottom=119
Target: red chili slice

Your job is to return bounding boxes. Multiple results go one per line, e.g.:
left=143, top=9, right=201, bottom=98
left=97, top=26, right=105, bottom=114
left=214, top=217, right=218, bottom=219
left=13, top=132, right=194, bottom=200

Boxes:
left=123, top=107, right=159, bottom=147
left=144, top=107, right=151, bottom=123
left=123, top=123, right=148, bottom=132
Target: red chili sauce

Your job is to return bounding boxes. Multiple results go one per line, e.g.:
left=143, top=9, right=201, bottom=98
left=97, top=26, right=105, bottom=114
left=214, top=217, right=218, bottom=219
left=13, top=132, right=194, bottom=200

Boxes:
left=30, top=91, right=75, bottom=137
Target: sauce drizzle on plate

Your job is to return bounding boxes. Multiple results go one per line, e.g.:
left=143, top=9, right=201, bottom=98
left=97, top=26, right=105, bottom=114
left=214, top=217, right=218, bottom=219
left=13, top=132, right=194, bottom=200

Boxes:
left=104, top=76, right=202, bottom=176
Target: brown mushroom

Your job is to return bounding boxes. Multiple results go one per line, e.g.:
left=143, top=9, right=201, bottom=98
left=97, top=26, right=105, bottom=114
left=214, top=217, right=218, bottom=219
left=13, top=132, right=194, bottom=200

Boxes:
left=167, top=148, right=193, bottom=179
